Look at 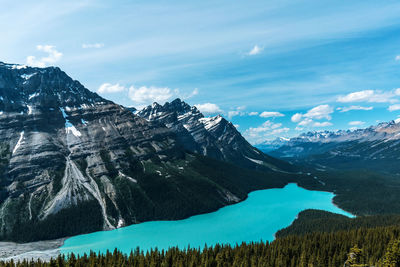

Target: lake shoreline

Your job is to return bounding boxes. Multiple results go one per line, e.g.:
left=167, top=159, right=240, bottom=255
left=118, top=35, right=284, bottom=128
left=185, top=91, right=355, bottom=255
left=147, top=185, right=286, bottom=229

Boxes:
left=61, top=183, right=349, bottom=256
left=1, top=183, right=352, bottom=262
left=0, top=238, right=65, bottom=262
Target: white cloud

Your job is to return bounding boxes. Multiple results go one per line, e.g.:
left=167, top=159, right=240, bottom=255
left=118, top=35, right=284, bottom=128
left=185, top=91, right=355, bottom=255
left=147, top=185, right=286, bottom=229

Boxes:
left=396, top=55, right=400, bottom=61
left=291, top=113, right=303, bottom=123
left=313, top=121, right=333, bottom=127
left=337, top=90, right=374, bottom=102
left=227, top=106, right=246, bottom=118
left=259, top=111, right=284, bottom=118
left=348, top=121, right=365, bottom=126
left=271, top=127, right=289, bottom=135
left=82, top=43, right=104, bottom=49
left=298, top=118, right=313, bottom=126
left=194, top=103, right=222, bottom=114
left=395, top=88, right=400, bottom=95
left=234, top=124, right=240, bottom=128
left=388, top=104, right=400, bottom=111
left=228, top=110, right=240, bottom=118
left=97, top=82, right=198, bottom=106
left=228, top=109, right=264, bottom=118
left=247, top=45, right=263, bottom=56
left=337, top=90, right=397, bottom=103
left=26, top=45, right=62, bottom=67
left=337, top=105, right=373, bottom=112
left=98, top=83, right=126, bottom=93
left=292, top=105, right=334, bottom=129
left=129, top=86, right=173, bottom=104
left=304, top=104, right=334, bottom=120
left=244, top=120, right=289, bottom=144
left=174, top=88, right=199, bottom=100
left=185, top=88, right=199, bottom=99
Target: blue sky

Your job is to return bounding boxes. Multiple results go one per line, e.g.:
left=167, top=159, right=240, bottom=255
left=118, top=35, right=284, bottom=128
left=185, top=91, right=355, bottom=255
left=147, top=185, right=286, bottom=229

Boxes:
left=2, top=0, right=400, bottom=144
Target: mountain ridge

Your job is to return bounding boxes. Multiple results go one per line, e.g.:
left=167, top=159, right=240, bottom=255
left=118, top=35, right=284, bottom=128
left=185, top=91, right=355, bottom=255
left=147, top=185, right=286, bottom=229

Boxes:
left=137, top=98, right=294, bottom=172
left=0, top=62, right=301, bottom=242
left=263, top=120, right=400, bottom=174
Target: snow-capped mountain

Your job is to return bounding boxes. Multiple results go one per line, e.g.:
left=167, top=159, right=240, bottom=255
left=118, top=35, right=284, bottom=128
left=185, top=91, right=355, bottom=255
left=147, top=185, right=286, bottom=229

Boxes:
left=137, top=98, right=292, bottom=171
left=0, top=62, right=295, bottom=242
left=269, top=121, right=400, bottom=173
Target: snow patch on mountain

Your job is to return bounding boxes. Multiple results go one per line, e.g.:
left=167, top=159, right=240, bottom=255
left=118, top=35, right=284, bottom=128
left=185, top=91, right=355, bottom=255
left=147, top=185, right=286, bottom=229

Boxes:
left=60, top=107, right=81, bottom=137
left=21, top=73, right=37, bottom=80
left=12, top=131, right=24, bottom=154
left=245, top=156, right=264, bottom=165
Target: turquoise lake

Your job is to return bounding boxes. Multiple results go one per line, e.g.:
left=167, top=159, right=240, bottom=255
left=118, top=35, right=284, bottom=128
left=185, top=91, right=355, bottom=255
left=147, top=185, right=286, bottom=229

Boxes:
left=61, top=183, right=353, bottom=255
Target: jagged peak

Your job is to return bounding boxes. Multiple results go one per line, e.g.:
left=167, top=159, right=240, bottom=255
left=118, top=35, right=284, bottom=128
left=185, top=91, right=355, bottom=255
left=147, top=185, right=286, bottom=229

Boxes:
left=0, top=61, right=63, bottom=71
left=139, top=98, right=199, bottom=117
left=0, top=61, right=108, bottom=109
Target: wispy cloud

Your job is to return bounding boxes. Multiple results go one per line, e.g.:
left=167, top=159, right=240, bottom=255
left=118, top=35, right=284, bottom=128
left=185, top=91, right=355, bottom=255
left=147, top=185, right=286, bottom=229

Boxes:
left=244, top=120, right=289, bottom=144
left=247, top=45, right=263, bottom=56
left=304, top=105, right=334, bottom=120
left=82, top=43, right=104, bottom=49
left=291, top=113, right=303, bottom=123
left=26, top=45, right=62, bottom=67
left=259, top=111, right=284, bottom=118
left=396, top=55, right=400, bottom=61
left=178, top=88, right=199, bottom=99
left=228, top=110, right=241, bottom=119
left=337, top=89, right=397, bottom=103
left=298, top=118, right=313, bottom=126
left=337, top=105, right=373, bottom=112
left=313, top=121, right=333, bottom=127
left=388, top=104, right=400, bottom=111
left=97, top=82, right=198, bottom=106
left=98, top=83, right=125, bottom=93
left=348, top=121, right=365, bottom=126
left=227, top=106, right=247, bottom=119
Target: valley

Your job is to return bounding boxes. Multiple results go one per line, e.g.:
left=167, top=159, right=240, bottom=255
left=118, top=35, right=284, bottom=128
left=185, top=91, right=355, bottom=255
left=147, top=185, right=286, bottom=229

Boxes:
left=1, top=62, right=400, bottom=265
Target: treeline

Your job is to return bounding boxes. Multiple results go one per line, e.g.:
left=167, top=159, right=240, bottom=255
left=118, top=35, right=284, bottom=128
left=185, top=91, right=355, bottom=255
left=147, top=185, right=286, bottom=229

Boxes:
left=3, top=225, right=400, bottom=266
left=276, top=209, right=400, bottom=238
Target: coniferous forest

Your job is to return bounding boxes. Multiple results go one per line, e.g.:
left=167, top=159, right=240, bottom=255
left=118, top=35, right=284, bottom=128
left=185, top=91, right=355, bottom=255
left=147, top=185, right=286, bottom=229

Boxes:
left=2, top=224, right=400, bottom=267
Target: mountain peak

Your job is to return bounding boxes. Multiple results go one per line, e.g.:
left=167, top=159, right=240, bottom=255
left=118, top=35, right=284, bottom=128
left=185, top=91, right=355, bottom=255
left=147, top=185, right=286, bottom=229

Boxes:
left=0, top=62, right=108, bottom=114
left=136, top=99, right=285, bottom=170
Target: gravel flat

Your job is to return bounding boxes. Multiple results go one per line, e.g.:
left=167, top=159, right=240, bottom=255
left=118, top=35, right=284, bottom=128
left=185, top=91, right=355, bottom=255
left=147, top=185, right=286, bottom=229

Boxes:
left=0, top=239, right=64, bottom=262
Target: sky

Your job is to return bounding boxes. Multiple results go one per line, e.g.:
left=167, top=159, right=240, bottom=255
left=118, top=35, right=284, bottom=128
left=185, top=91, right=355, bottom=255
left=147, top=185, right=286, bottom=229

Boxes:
left=1, top=0, right=400, bottom=144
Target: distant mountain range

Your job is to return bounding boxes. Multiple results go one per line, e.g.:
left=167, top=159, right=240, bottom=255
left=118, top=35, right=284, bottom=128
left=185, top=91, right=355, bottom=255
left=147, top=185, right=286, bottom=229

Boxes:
left=0, top=62, right=299, bottom=242
left=256, top=137, right=290, bottom=152
left=260, top=121, right=400, bottom=174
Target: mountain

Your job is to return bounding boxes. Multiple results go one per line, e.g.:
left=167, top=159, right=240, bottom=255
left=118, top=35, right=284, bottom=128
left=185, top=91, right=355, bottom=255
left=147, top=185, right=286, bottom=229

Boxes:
left=269, top=121, right=400, bottom=174
left=137, top=99, right=293, bottom=172
left=256, top=137, right=290, bottom=152
left=0, top=62, right=299, bottom=242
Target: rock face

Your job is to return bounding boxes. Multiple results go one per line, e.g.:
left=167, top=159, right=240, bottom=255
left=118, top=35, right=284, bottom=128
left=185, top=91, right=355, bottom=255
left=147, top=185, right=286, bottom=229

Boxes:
left=0, top=62, right=295, bottom=242
left=137, top=99, right=292, bottom=171
left=268, top=122, right=400, bottom=173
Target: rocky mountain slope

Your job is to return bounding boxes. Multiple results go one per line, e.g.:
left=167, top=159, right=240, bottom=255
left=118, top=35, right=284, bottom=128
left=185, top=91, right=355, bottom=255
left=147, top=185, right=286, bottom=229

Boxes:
left=266, top=121, right=400, bottom=174
left=137, top=99, right=293, bottom=172
left=0, top=62, right=301, bottom=242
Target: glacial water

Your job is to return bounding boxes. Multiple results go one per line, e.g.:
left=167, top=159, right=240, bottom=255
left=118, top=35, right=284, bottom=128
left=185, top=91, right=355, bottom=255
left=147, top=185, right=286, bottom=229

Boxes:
left=61, top=183, right=353, bottom=255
